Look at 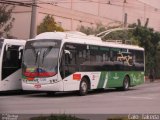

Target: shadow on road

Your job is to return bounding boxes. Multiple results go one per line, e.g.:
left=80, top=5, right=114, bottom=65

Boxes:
left=25, top=88, right=138, bottom=98
left=0, top=90, right=38, bottom=96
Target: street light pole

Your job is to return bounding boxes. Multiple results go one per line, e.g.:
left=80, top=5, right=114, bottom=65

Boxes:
left=30, top=0, right=37, bottom=39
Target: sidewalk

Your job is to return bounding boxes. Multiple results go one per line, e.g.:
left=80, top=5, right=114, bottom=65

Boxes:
left=145, top=79, right=160, bottom=83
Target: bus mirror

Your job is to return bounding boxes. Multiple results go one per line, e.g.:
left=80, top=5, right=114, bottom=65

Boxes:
left=64, top=50, right=72, bottom=64
left=64, top=50, right=70, bottom=54
left=18, top=46, right=24, bottom=51
left=5, top=44, right=12, bottom=51
left=18, top=51, right=22, bottom=59
left=18, top=46, right=24, bottom=59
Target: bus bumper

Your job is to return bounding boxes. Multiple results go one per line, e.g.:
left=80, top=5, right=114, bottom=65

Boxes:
left=22, top=81, right=63, bottom=91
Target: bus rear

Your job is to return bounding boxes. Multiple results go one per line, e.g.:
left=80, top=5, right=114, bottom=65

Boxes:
left=0, top=39, right=25, bottom=91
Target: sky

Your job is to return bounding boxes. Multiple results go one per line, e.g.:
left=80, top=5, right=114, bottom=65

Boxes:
left=139, top=0, right=160, bottom=9
left=11, top=0, right=160, bottom=9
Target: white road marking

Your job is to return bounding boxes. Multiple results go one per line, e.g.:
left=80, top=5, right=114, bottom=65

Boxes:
left=127, top=96, right=153, bottom=100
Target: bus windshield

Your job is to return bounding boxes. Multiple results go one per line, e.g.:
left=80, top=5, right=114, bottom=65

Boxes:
left=23, top=40, right=61, bottom=77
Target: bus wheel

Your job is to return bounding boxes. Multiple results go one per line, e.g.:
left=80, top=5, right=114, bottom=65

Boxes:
left=79, top=78, right=89, bottom=96
left=123, top=76, right=130, bottom=91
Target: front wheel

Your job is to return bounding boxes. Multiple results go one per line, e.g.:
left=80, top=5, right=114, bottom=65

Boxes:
left=79, top=78, right=89, bottom=96
left=122, top=76, right=130, bottom=91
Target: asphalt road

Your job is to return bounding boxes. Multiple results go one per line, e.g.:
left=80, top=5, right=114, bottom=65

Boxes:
left=0, top=81, right=160, bottom=119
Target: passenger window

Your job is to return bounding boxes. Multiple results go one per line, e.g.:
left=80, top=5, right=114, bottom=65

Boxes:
left=2, top=45, right=23, bottom=80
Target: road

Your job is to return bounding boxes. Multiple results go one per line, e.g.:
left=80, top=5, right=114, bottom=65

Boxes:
left=0, top=81, right=160, bottom=119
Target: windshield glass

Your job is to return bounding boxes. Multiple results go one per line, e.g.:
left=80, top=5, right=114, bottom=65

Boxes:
left=0, top=39, right=4, bottom=56
left=23, top=40, right=61, bottom=77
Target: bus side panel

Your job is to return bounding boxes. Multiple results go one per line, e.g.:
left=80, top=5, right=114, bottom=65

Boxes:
left=105, top=71, right=144, bottom=88
left=129, top=71, right=145, bottom=86
left=0, top=69, right=22, bottom=91
left=63, top=72, right=101, bottom=91
left=97, top=71, right=123, bottom=88
left=63, top=74, right=80, bottom=91
left=0, top=40, right=25, bottom=91
left=62, top=71, right=144, bottom=91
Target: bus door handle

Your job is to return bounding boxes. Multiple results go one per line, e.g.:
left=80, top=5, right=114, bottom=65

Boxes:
left=5, top=80, right=9, bottom=81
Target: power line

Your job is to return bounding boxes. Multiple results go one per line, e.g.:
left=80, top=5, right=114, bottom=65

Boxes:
left=0, top=0, right=38, bottom=7
left=37, top=0, right=160, bottom=14
left=1, top=0, right=160, bottom=31
left=2, top=0, right=159, bottom=14
left=36, top=0, right=160, bottom=28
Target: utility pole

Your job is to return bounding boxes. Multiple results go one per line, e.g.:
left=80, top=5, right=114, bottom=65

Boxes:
left=30, top=0, right=37, bottom=39
left=124, top=13, right=127, bottom=27
left=144, top=3, right=146, bottom=24
left=122, top=0, right=127, bottom=28
left=71, top=0, right=73, bottom=30
left=98, top=0, right=100, bottom=16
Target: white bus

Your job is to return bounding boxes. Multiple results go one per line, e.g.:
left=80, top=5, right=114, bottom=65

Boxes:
left=22, top=32, right=144, bottom=95
left=0, top=39, right=26, bottom=91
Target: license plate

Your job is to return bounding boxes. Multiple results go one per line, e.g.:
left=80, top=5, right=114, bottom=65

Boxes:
left=39, top=78, right=49, bottom=84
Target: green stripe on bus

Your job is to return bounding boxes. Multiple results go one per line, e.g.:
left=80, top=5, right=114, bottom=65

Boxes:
left=106, top=71, right=145, bottom=88
left=97, top=72, right=107, bottom=88
left=97, top=71, right=144, bottom=89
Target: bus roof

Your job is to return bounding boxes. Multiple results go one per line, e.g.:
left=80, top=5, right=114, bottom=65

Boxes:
left=33, top=32, right=144, bottom=51
left=1, top=39, right=26, bottom=46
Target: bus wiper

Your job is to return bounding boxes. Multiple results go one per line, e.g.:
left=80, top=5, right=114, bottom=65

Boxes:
left=35, top=51, right=40, bottom=64
left=42, top=47, right=52, bottom=64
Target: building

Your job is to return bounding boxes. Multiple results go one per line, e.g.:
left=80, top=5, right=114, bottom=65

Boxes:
left=8, top=0, right=160, bottom=39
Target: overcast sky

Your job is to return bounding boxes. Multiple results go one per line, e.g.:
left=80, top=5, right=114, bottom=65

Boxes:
left=139, top=0, right=160, bottom=8
left=11, top=0, right=160, bottom=8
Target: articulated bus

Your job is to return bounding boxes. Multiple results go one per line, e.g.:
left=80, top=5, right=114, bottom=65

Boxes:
left=22, top=32, right=144, bottom=95
left=0, top=39, right=26, bottom=91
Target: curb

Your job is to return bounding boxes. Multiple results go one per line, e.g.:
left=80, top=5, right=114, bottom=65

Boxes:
left=145, top=79, right=160, bottom=83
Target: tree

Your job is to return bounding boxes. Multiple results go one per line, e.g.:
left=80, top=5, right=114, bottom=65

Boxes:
left=78, top=20, right=160, bottom=77
left=0, top=4, right=15, bottom=38
left=37, top=15, right=64, bottom=34
left=131, top=19, right=160, bottom=77
left=77, top=23, right=131, bottom=42
left=77, top=23, right=107, bottom=35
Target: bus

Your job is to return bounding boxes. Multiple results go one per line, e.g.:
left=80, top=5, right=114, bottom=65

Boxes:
left=0, top=39, right=26, bottom=91
left=22, top=32, right=144, bottom=95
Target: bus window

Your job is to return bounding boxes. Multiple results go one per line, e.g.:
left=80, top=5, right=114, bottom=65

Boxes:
left=110, top=48, right=121, bottom=62
left=64, top=44, right=77, bottom=65
left=62, top=43, right=78, bottom=77
left=135, top=50, right=144, bottom=64
left=99, top=46, right=110, bottom=62
left=77, top=45, right=89, bottom=65
left=2, top=45, right=22, bottom=80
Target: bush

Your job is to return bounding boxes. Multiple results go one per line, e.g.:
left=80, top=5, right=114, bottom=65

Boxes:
left=30, top=114, right=87, bottom=120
